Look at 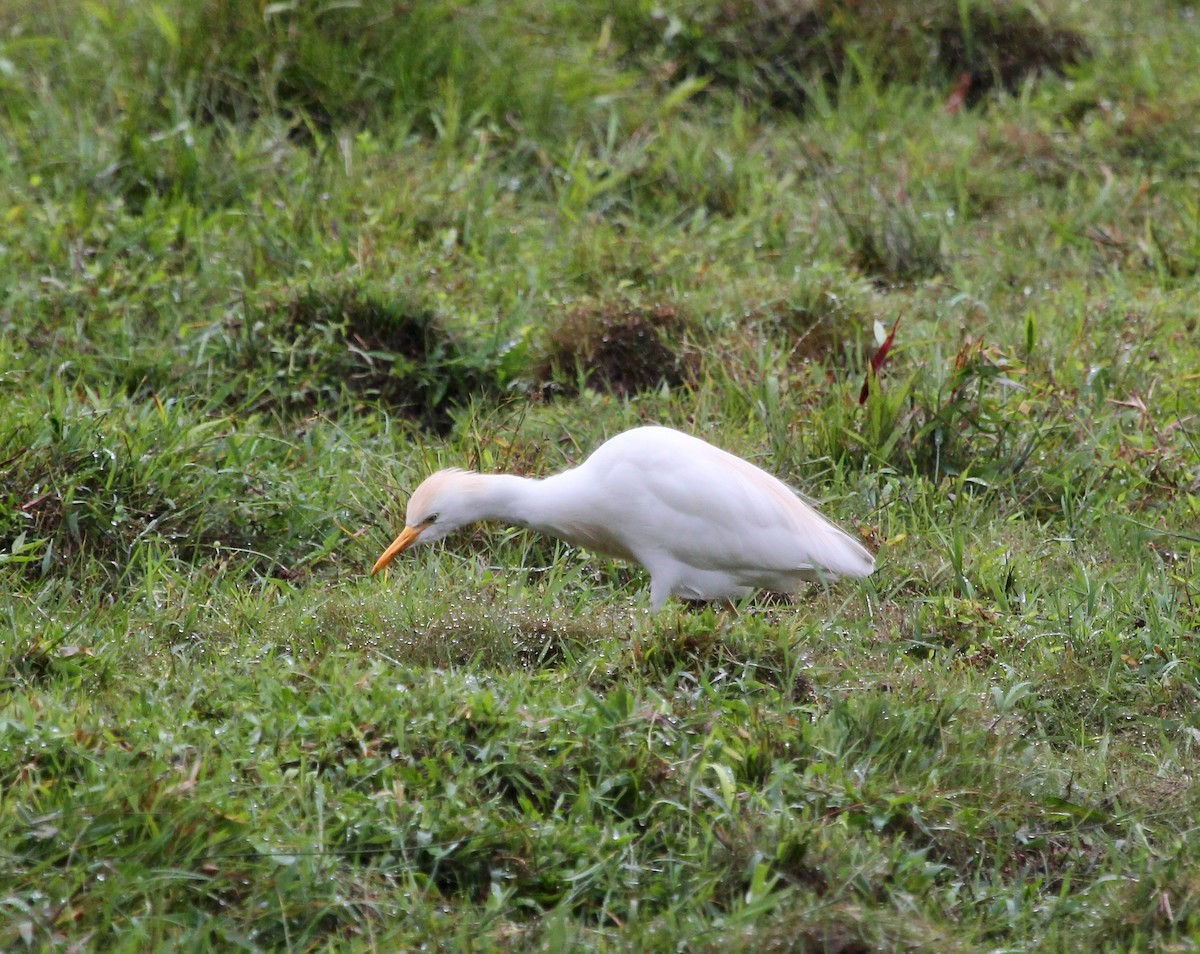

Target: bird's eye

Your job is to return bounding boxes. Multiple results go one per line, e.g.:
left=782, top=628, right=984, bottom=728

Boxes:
left=425, top=514, right=439, bottom=525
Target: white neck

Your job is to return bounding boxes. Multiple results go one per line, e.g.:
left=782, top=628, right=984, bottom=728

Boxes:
left=458, top=473, right=568, bottom=534
left=458, top=470, right=630, bottom=560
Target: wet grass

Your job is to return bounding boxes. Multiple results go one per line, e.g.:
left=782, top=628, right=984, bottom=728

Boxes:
left=2, top=0, right=1199, bottom=950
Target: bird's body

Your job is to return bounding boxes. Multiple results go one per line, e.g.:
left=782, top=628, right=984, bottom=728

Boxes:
left=372, top=426, right=874, bottom=609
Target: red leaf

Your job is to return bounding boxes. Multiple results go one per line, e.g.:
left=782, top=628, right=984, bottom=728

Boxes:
left=945, top=72, right=973, bottom=115
left=859, top=316, right=901, bottom=405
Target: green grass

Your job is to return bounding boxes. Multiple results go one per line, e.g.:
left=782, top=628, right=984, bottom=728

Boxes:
left=2, top=0, right=1199, bottom=949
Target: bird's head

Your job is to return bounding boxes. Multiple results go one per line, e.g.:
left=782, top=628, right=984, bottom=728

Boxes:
left=371, top=469, right=480, bottom=575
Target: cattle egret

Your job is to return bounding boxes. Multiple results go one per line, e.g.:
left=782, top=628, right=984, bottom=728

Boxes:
left=372, top=425, right=874, bottom=609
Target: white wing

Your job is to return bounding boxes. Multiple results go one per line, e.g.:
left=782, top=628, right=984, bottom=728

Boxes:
left=583, top=427, right=874, bottom=580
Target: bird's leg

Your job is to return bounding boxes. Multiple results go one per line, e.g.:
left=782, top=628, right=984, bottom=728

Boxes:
left=648, top=577, right=672, bottom=613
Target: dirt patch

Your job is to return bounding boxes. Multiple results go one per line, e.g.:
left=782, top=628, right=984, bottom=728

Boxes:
left=531, top=301, right=698, bottom=398
left=654, top=0, right=1089, bottom=113
left=228, top=278, right=497, bottom=431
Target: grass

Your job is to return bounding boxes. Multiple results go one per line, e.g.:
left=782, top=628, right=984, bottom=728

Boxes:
left=2, top=0, right=1199, bottom=949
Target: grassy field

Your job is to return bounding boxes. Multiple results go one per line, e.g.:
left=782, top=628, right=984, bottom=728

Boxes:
left=2, top=0, right=1199, bottom=949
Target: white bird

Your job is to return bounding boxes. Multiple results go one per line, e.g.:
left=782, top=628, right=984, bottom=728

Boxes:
left=371, top=425, right=874, bottom=609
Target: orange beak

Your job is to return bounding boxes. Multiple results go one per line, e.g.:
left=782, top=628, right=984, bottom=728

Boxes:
left=371, top=525, right=423, bottom=576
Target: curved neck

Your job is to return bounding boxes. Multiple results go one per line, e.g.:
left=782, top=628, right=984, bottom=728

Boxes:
left=463, top=473, right=545, bottom=528
left=463, top=470, right=624, bottom=557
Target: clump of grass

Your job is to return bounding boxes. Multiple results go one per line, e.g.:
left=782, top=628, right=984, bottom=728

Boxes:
left=530, top=300, right=698, bottom=398
left=179, top=0, right=526, bottom=133
left=816, top=333, right=1084, bottom=505
left=1087, top=97, right=1200, bottom=175
left=832, top=183, right=945, bottom=284
left=742, top=266, right=877, bottom=366
left=222, top=277, right=498, bottom=431
left=0, top=388, right=303, bottom=587
left=655, top=0, right=833, bottom=113
left=24, top=0, right=629, bottom=144
left=979, top=121, right=1075, bottom=187
left=934, top=2, right=1090, bottom=104
left=639, top=0, right=1088, bottom=113
left=1139, top=195, right=1200, bottom=281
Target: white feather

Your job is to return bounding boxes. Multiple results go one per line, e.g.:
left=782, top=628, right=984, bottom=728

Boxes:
left=374, top=425, right=875, bottom=609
